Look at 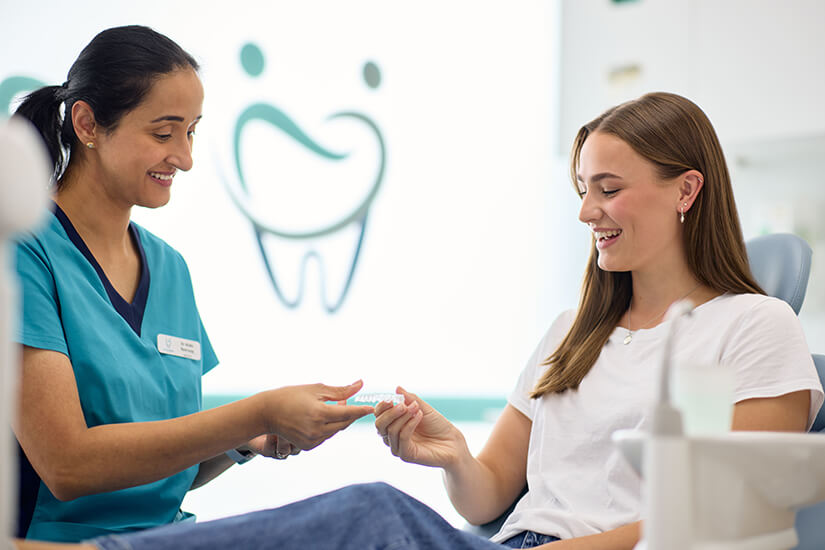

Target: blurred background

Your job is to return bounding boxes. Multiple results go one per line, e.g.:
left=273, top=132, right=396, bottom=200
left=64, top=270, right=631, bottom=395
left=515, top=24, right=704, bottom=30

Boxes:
left=2, top=0, right=823, bottom=527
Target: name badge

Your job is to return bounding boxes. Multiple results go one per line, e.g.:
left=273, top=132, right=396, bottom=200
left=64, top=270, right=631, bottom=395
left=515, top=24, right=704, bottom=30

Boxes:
left=157, top=334, right=202, bottom=361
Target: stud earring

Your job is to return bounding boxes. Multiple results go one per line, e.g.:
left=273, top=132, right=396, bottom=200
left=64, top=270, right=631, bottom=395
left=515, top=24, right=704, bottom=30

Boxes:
left=680, top=203, right=687, bottom=224
left=86, top=142, right=95, bottom=149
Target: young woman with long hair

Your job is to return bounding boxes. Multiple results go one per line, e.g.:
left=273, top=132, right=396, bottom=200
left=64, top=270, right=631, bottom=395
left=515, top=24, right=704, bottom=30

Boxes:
left=11, top=92, right=822, bottom=550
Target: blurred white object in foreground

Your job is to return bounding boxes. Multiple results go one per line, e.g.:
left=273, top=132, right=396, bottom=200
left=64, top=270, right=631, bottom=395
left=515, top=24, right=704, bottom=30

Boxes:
left=0, top=116, right=51, bottom=545
left=616, top=300, right=825, bottom=549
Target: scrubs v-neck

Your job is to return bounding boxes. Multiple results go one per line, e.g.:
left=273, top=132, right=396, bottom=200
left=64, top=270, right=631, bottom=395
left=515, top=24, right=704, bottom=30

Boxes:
left=13, top=204, right=218, bottom=542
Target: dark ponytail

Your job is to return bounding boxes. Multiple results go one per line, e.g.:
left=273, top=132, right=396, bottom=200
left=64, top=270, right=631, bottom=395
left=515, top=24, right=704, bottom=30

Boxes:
left=14, top=85, right=69, bottom=181
left=14, top=25, right=199, bottom=186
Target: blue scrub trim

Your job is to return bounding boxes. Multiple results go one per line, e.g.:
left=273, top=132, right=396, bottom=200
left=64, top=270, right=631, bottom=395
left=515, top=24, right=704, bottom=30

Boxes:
left=51, top=203, right=150, bottom=336
left=16, top=442, right=40, bottom=538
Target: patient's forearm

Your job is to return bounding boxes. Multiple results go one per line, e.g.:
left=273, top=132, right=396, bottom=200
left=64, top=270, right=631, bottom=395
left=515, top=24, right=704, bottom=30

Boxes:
left=13, top=539, right=95, bottom=550
left=446, top=404, right=531, bottom=525
left=540, top=521, right=640, bottom=549
left=443, top=448, right=507, bottom=524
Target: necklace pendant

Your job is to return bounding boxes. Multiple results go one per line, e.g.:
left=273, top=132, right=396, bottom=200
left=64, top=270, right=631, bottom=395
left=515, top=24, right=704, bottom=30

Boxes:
left=623, top=332, right=633, bottom=345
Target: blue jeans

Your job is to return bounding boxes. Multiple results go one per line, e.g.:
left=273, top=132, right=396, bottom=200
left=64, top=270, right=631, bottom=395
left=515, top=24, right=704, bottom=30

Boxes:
left=92, top=482, right=511, bottom=550
left=500, top=531, right=560, bottom=548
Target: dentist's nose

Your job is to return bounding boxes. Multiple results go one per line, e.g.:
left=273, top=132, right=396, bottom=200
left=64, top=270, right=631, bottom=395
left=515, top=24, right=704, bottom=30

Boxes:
left=168, top=134, right=194, bottom=172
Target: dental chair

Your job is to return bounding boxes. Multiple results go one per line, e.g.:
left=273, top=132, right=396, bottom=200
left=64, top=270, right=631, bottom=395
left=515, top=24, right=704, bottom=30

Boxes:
left=748, top=233, right=825, bottom=550
left=465, top=233, right=825, bottom=550
left=796, top=351, right=825, bottom=549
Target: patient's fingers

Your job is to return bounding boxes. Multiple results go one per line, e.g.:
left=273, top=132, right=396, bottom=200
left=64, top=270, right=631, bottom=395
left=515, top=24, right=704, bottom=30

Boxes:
left=395, top=409, right=424, bottom=458
left=374, top=402, right=408, bottom=438
left=383, top=401, right=420, bottom=456
left=374, top=400, right=395, bottom=416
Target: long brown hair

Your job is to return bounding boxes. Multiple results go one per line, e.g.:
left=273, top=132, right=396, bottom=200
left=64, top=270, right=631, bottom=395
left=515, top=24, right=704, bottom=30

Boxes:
left=531, top=92, right=764, bottom=398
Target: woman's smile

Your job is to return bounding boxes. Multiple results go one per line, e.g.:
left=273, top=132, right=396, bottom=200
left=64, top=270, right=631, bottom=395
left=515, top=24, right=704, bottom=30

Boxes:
left=594, top=227, right=622, bottom=249
left=148, top=170, right=176, bottom=187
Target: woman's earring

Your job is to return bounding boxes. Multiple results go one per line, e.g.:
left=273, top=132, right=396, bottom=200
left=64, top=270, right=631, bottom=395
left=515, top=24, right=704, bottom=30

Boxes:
left=680, top=203, right=687, bottom=224
left=86, top=142, right=95, bottom=149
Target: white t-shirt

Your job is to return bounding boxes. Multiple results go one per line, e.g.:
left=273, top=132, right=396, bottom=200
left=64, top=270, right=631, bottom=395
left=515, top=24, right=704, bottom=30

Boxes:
left=491, top=293, right=824, bottom=543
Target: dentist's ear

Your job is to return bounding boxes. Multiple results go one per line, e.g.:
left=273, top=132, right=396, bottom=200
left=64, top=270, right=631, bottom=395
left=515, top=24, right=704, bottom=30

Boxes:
left=70, top=100, right=99, bottom=150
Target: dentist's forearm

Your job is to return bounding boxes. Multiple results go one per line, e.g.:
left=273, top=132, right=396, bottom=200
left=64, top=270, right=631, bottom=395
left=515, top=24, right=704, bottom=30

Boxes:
left=21, top=393, right=269, bottom=501
left=189, top=452, right=237, bottom=490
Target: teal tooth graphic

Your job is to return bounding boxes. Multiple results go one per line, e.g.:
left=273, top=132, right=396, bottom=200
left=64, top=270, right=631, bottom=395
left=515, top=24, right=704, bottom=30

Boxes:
left=0, top=76, right=45, bottom=117
left=226, top=42, right=386, bottom=313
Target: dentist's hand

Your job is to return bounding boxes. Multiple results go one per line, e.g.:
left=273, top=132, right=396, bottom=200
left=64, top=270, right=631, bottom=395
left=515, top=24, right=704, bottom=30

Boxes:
left=244, top=434, right=301, bottom=460
left=374, top=386, right=469, bottom=468
left=257, top=380, right=373, bottom=450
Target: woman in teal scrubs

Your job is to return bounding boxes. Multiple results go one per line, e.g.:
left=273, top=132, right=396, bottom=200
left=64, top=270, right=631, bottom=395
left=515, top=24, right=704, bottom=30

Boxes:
left=12, top=25, right=373, bottom=543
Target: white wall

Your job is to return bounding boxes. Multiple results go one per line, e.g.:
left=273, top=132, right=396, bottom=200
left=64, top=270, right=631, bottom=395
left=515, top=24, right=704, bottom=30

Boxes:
left=0, top=1, right=568, bottom=398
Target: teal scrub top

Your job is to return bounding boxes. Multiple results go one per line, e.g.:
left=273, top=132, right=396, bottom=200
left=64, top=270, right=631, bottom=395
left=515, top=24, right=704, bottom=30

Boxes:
left=14, top=205, right=219, bottom=542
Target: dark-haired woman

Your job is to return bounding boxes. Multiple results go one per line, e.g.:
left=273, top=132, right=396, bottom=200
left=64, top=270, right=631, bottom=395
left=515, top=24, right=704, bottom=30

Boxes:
left=12, top=25, right=372, bottom=543
left=11, top=84, right=823, bottom=548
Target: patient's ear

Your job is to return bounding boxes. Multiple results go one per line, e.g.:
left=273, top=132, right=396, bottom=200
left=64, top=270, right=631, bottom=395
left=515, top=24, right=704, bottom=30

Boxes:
left=677, top=170, right=704, bottom=212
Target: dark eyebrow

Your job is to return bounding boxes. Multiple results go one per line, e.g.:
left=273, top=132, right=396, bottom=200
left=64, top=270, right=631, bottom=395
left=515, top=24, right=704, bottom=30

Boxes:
left=150, top=115, right=203, bottom=124
left=151, top=115, right=184, bottom=123
left=576, top=172, right=623, bottom=183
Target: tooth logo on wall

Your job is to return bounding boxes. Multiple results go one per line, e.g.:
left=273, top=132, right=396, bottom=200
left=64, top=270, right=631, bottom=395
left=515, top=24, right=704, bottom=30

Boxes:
left=1, top=76, right=45, bottom=119
left=2, top=41, right=387, bottom=316
left=217, top=42, right=387, bottom=314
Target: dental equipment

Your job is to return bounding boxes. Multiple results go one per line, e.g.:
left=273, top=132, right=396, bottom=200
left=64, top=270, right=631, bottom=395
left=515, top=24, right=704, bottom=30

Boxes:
left=640, top=298, right=694, bottom=550
left=353, top=393, right=405, bottom=406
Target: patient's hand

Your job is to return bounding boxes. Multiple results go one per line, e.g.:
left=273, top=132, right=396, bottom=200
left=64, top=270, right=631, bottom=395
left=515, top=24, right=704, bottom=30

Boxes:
left=374, top=386, right=470, bottom=469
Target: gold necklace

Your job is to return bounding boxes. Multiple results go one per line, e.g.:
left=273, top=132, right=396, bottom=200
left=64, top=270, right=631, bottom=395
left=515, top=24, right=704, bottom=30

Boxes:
left=623, top=283, right=701, bottom=345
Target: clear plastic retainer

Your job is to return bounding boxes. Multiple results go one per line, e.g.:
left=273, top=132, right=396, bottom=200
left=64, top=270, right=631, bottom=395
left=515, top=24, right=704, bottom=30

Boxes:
left=353, top=392, right=404, bottom=405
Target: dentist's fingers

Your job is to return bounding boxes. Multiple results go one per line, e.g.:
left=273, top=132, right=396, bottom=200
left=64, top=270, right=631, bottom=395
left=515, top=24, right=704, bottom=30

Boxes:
left=322, top=402, right=375, bottom=424
left=275, top=436, right=293, bottom=459
left=322, top=415, right=370, bottom=437
left=318, top=380, right=364, bottom=402
left=262, top=383, right=374, bottom=450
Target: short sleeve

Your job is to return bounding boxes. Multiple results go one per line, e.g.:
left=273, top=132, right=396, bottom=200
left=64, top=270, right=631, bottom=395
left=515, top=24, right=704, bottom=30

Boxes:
left=169, top=245, right=219, bottom=376
left=14, top=238, right=68, bottom=355
left=199, top=317, right=219, bottom=374
left=508, top=310, right=576, bottom=420
left=721, top=297, right=823, bottom=429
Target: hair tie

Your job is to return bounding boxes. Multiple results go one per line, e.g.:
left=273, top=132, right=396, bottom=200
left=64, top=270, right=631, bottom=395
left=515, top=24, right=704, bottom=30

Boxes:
left=53, top=81, right=70, bottom=102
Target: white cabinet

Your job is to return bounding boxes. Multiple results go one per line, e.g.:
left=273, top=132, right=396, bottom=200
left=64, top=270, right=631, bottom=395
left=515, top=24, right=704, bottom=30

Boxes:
left=692, top=0, right=825, bottom=144
left=558, top=0, right=825, bottom=152
left=559, top=0, right=692, bottom=154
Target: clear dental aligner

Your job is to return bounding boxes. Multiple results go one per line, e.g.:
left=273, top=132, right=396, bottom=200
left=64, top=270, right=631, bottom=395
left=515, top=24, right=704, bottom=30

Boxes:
left=353, top=393, right=404, bottom=405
